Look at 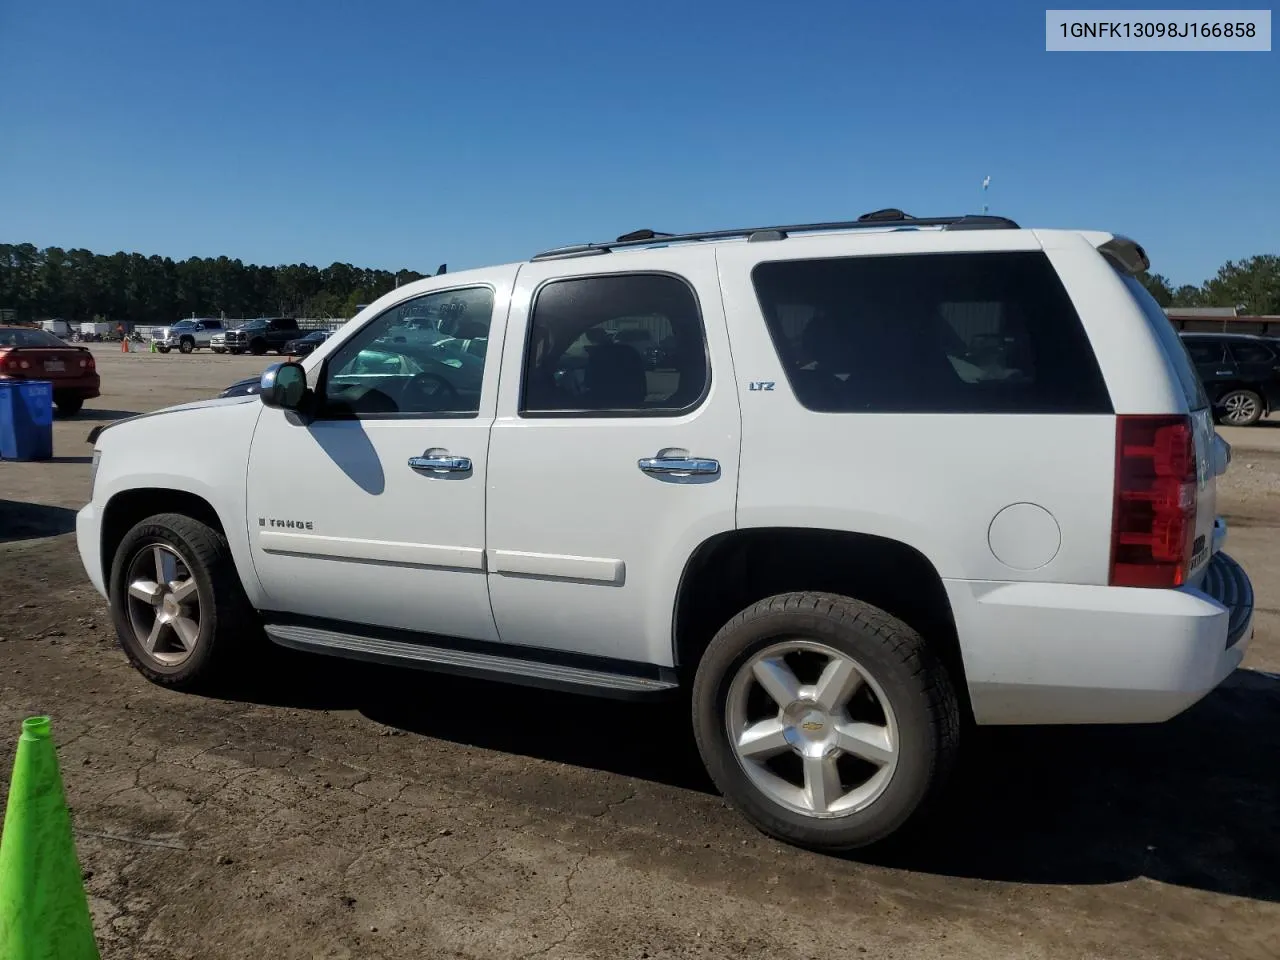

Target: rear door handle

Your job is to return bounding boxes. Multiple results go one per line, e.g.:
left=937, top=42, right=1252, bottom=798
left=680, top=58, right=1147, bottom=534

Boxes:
left=638, top=456, right=719, bottom=477
left=409, top=448, right=472, bottom=473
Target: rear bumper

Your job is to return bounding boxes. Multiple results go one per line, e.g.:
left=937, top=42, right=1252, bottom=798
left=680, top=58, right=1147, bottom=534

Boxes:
left=52, top=375, right=100, bottom=399
left=948, top=551, right=1254, bottom=725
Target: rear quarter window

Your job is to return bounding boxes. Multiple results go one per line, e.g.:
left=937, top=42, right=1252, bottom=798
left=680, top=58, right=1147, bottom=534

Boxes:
left=751, top=251, right=1113, bottom=414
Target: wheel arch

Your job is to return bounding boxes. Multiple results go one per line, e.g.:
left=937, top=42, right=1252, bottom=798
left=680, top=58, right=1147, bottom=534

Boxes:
left=672, top=526, right=971, bottom=718
left=101, top=488, right=227, bottom=581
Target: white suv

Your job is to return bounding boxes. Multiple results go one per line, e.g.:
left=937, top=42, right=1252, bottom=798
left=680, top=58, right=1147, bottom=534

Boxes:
left=76, top=211, right=1254, bottom=850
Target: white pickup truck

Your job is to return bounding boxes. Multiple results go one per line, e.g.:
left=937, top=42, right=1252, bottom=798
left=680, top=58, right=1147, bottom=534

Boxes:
left=153, top=319, right=224, bottom=353
left=77, top=211, right=1253, bottom=850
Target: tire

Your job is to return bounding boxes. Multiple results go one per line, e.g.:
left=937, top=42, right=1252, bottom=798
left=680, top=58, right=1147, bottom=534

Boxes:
left=1216, top=388, right=1264, bottom=427
left=692, top=592, right=960, bottom=851
left=108, top=513, right=257, bottom=690
left=156, top=345, right=170, bottom=353
left=229, top=348, right=243, bottom=355
left=249, top=339, right=267, bottom=356
left=53, top=394, right=84, bottom=417
left=179, top=337, right=195, bottom=354
left=212, top=348, right=225, bottom=354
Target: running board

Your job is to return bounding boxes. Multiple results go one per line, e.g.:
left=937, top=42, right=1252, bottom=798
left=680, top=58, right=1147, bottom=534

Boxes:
left=262, top=622, right=679, bottom=699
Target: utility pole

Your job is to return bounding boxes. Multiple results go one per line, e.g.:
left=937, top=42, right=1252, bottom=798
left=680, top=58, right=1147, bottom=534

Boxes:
left=982, top=175, right=991, bottom=214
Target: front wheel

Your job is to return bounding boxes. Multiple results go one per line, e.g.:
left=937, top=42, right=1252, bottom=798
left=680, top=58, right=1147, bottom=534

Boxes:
left=157, top=345, right=170, bottom=353
left=108, top=513, right=258, bottom=690
left=1217, top=389, right=1264, bottom=427
left=692, top=592, right=960, bottom=851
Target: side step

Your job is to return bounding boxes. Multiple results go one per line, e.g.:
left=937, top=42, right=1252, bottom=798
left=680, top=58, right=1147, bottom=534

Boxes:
left=263, top=622, right=679, bottom=700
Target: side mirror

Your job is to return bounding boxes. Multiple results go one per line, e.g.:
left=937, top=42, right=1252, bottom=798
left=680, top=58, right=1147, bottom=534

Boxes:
left=259, top=362, right=308, bottom=410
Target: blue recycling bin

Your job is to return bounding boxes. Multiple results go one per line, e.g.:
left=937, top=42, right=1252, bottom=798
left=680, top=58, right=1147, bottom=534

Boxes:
left=0, top=379, right=54, bottom=461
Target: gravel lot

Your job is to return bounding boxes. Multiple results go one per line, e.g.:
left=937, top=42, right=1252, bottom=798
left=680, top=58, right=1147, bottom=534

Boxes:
left=2, top=345, right=1278, bottom=960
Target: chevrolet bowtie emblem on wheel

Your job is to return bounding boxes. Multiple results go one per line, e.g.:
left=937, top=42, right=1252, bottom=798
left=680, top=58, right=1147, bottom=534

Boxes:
left=800, top=720, right=825, bottom=732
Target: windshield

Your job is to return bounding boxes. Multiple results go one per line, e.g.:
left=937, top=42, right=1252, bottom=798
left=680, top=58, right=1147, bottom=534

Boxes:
left=0, top=327, right=68, bottom=348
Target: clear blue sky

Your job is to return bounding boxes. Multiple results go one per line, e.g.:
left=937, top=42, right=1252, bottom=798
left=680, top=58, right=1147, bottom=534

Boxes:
left=1, top=0, right=1275, bottom=286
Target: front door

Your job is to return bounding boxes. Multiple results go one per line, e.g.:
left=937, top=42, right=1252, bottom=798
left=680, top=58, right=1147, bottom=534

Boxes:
left=245, top=273, right=514, bottom=641
left=485, top=250, right=741, bottom=667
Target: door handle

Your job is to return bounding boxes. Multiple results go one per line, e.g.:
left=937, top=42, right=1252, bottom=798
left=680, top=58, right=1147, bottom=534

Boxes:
left=408, top=449, right=472, bottom=473
left=638, top=456, right=719, bottom=477
left=1215, top=369, right=1233, bottom=375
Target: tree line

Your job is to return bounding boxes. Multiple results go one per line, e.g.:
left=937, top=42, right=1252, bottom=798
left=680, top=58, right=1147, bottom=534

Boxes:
left=1138, top=254, right=1279, bottom=314
left=0, top=243, right=442, bottom=326
left=1, top=241, right=1276, bottom=326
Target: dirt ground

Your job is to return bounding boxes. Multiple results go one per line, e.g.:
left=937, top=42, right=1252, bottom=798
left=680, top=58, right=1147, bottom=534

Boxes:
left=2, top=345, right=1278, bottom=960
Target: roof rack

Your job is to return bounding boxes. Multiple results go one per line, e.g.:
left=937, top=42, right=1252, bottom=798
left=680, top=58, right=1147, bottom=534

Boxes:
left=530, top=209, right=1020, bottom=261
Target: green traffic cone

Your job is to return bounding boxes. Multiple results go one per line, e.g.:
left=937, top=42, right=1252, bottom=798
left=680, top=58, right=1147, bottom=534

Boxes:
left=0, top=717, right=100, bottom=960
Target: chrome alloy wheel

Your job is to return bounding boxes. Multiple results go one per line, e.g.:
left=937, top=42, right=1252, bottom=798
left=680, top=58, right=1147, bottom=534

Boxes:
left=1222, top=392, right=1261, bottom=425
left=724, top=640, right=899, bottom=819
left=125, top=544, right=202, bottom=666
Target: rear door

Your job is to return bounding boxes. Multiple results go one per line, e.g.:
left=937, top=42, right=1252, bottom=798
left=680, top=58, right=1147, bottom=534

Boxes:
left=485, top=249, right=740, bottom=667
left=1226, top=339, right=1280, bottom=408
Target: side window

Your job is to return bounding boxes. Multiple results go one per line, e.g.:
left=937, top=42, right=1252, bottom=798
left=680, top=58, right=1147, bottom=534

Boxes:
left=521, top=273, right=708, bottom=416
left=1229, top=341, right=1275, bottom=364
left=322, top=286, right=494, bottom=417
left=752, top=251, right=1113, bottom=414
left=1185, top=340, right=1226, bottom=365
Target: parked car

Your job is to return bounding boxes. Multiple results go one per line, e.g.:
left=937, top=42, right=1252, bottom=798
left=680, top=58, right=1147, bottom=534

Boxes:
left=283, top=330, right=332, bottom=357
left=0, top=325, right=100, bottom=415
left=1179, top=331, right=1280, bottom=426
left=214, top=318, right=300, bottom=356
left=154, top=319, right=224, bottom=354
left=216, top=375, right=262, bottom=399
left=76, top=211, right=1252, bottom=852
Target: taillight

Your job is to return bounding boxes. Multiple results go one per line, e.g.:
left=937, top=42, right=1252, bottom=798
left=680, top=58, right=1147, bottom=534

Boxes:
left=1111, top=414, right=1198, bottom=588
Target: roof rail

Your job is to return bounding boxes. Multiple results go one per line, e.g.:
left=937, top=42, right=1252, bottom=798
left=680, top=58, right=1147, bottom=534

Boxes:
left=530, top=210, right=1020, bottom=261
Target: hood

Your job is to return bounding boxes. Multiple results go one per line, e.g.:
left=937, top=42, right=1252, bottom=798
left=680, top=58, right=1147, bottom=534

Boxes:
left=86, top=394, right=257, bottom=445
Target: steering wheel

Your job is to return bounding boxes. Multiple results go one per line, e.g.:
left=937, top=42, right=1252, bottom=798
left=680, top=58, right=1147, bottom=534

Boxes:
left=405, top=372, right=459, bottom=410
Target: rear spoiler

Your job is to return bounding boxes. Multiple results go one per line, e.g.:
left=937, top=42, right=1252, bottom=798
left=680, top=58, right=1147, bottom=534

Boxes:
left=1094, top=235, right=1151, bottom=276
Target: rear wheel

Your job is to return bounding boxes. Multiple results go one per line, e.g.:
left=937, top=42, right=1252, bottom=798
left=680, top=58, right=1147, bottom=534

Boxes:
left=1217, top=389, right=1263, bottom=426
left=249, top=339, right=267, bottom=356
left=108, top=513, right=257, bottom=690
left=692, top=591, right=959, bottom=851
left=53, top=394, right=84, bottom=417
left=179, top=337, right=195, bottom=354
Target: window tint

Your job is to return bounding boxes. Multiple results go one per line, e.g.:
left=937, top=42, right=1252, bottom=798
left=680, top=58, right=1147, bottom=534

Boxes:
left=752, top=252, right=1112, bottom=414
left=322, top=286, right=494, bottom=417
left=1229, top=341, right=1275, bottom=364
left=1184, top=339, right=1226, bottom=365
left=521, top=274, right=708, bottom=416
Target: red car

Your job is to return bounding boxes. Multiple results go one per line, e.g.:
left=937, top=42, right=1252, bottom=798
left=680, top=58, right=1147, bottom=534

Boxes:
left=0, top=326, right=101, bottom=416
